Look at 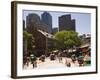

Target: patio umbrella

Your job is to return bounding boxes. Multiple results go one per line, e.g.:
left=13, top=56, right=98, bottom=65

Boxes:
left=79, top=56, right=84, bottom=59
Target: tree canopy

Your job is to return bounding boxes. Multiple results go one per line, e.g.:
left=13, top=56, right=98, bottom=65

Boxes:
left=23, top=31, right=33, bottom=40
left=23, top=31, right=35, bottom=52
left=54, top=30, right=81, bottom=50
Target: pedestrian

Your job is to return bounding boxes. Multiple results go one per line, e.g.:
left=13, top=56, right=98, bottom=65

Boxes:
left=40, top=54, right=45, bottom=62
left=78, top=58, right=84, bottom=67
left=26, top=57, right=30, bottom=67
left=71, top=55, right=76, bottom=63
left=65, top=58, right=71, bottom=67
left=58, top=52, right=62, bottom=63
left=50, top=53, right=55, bottom=60
left=32, top=60, right=37, bottom=68
left=67, top=62, right=71, bottom=67
left=31, top=55, right=37, bottom=68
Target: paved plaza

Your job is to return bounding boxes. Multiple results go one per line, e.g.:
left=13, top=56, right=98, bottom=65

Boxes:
left=23, top=57, right=79, bottom=69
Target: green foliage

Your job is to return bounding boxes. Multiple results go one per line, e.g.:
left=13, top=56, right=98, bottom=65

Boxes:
left=23, top=31, right=35, bottom=51
left=23, top=31, right=32, bottom=40
left=54, top=30, right=81, bottom=50
left=64, top=39, right=75, bottom=48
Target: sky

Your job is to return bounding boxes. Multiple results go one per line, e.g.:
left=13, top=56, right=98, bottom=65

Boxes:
left=23, top=10, right=91, bottom=35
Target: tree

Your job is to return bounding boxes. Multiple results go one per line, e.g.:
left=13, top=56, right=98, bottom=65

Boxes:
left=23, top=31, right=35, bottom=53
left=54, top=30, right=81, bottom=51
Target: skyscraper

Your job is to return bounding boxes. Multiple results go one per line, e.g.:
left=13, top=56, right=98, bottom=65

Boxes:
left=23, top=20, right=25, bottom=30
left=41, top=12, right=52, bottom=33
left=59, top=14, right=76, bottom=31
left=26, top=13, right=48, bottom=32
left=71, top=19, right=76, bottom=31
left=25, top=13, right=50, bottom=56
left=26, top=13, right=41, bottom=30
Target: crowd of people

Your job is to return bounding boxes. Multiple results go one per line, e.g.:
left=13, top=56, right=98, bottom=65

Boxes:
left=23, top=50, right=91, bottom=69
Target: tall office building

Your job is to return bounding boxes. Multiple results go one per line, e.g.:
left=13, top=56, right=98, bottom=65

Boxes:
left=25, top=13, right=51, bottom=56
left=26, top=13, right=40, bottom=31
left=26, top=13, right=48, bottom=32
left=59, top=14, right=76, bottom=31
left=23, top=20, right=25, bottom=30
left=41, top=12, right=52, bottom=33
